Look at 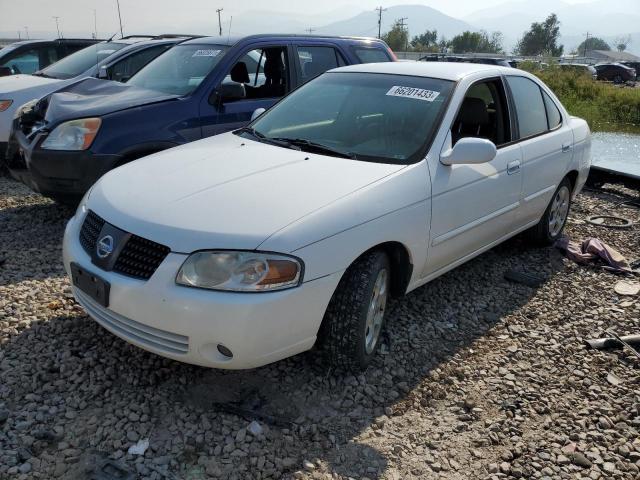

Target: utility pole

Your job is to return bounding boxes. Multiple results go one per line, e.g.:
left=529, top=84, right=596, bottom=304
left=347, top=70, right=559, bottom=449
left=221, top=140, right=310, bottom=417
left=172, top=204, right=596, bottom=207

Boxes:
left=24, top=26, right=29, bottom=39
left=376, top=6, right=386, bottom=39
left=306, top=28, right=315, bottom=34
left=398, top=17, right=408, bottom=54
left=52, top=16, right=61, bottom=38
left=116, top=0, right=124, bottom=38
left=93, top=9, right=97, bottom=39
left=216, top=8, right=223, bottom=36
left=583, top=32, right=590, bottom=57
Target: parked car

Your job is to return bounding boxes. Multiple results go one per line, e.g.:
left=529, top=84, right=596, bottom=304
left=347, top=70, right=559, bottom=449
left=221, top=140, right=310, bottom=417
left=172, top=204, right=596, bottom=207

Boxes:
left=594, top=63, right=636, bottom=83
left=559, top=63, right=598, bottom=79
left=0, top=38, right=101, bottom=77
left=8, top=34, right=395, bottom=202
left=620, top=61, right=640, bottom=80
left=62, top=62, right=591, bottom=370
left=0, top=35, right=192, bottom=159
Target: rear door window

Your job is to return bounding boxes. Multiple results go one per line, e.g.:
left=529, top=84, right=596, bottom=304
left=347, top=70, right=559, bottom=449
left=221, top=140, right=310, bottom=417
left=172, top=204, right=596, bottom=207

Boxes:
left=506, top=76, right=548, bottom=139
left=542, top=91, right=562, bottom=130
left=296, top=46, right=345, bottom=83
left=351, top=47, right=391, bottom=64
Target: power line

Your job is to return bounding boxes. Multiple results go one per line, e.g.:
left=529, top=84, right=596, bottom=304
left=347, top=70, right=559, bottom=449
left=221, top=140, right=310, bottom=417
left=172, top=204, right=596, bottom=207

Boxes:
left=216, top=8, right=224, bottom=36
left=583, top=32, right=590, bottom=57
left=375, top=6, right=387, bottom=39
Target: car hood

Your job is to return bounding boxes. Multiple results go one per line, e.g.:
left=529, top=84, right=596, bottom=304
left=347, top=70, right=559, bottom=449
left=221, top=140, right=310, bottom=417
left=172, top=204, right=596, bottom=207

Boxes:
left=89, top=132, right=406, bottom=253
left=44, top=77, right=180, bottom=124
left=0, top=74, right=60, bottom=95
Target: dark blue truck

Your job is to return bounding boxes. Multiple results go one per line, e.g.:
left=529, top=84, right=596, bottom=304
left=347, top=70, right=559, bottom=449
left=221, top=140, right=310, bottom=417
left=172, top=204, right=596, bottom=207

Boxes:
left=8, top=34, right=395, bottom=202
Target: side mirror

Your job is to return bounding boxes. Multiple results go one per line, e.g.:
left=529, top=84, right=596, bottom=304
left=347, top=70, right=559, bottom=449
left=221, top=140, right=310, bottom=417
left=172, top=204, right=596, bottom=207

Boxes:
left=218, top=83, right=246, bottom=102
left=97, top=66, right=109, bottom=79
left=440, top=137, right=497, bottom=166
left=251, top=108, right=266, bottom=121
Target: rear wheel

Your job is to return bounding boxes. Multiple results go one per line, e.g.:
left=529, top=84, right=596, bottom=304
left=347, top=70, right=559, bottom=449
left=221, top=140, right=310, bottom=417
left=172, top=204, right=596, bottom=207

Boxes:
left=614, top=74, right=623, bottom=84
left=525, top=177, right=572, bottom=245
left=318, top=250, right=390, bottom=370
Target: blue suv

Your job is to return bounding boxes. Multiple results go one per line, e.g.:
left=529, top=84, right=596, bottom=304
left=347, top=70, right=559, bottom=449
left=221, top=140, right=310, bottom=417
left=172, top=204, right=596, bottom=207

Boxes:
left=7, top=34, right=394, bottom=202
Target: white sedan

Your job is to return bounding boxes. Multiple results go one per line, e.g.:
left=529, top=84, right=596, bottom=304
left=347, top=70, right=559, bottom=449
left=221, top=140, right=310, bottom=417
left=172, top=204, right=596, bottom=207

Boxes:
left=62, top=62, right=591, bottom=370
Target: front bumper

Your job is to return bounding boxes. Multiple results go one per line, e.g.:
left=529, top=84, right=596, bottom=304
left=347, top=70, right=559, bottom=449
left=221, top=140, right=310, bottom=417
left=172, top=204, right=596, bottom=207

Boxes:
left=62, top=210, right=341, bottom=369
left=7, top=127, right=120, bottom=200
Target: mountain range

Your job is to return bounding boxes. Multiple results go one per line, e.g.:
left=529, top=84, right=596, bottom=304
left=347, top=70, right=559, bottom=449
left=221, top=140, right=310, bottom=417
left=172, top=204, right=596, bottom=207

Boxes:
left=2, top=1, right=639, bottom=55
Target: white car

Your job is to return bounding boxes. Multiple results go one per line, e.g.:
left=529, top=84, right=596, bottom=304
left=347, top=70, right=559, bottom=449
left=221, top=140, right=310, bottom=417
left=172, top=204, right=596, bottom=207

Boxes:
left=0, top=37, right=180, bottom=152
left=62, top=62, right=591, bottom=370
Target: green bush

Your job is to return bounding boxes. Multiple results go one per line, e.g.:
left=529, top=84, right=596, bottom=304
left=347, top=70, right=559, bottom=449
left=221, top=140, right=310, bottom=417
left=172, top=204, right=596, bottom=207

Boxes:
left=520, top=64, right=640, bottom=133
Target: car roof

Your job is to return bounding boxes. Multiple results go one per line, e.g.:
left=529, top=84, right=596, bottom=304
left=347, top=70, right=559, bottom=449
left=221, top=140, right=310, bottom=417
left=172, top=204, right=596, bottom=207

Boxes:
left=3, top=38, right=99, bottom=47
left=330, top=61, right=515, bottom=81
left=181, top=34, right=384, bottom=47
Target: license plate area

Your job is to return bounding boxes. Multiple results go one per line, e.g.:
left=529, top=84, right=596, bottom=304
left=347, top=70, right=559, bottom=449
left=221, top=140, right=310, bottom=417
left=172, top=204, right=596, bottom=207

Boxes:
left=71, top=262, right=110, bottom=307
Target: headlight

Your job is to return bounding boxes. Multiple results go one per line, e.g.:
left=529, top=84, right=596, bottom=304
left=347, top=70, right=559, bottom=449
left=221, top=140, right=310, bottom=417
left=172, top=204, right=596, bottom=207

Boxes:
left=0, top=99, right=13, bottom=112
left=41, top=117, right=101, bottom=151
left=176, top=251, right=303, bottom=292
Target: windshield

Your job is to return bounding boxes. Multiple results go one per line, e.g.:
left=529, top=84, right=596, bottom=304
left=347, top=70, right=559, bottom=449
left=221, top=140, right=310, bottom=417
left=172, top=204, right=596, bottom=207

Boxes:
left=249, top=72, right=454, bottom=164
left=40, top=42, right=126, bottom=79
left=127, top=44, right=229, bottom=95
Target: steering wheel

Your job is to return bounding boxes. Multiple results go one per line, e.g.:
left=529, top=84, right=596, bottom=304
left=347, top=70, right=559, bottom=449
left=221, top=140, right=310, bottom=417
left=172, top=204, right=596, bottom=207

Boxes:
left=11, top=64, right=21, bottom=74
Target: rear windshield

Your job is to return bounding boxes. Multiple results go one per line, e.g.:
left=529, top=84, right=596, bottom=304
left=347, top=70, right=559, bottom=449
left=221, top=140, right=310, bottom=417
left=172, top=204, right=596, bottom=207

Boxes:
left=351, top=47, right=392, bottom=63
left=127, top=44, right=229, bottom=95
left=40, top=42, right=126, bottom=79
left=250, top=72, right=453, bottom=165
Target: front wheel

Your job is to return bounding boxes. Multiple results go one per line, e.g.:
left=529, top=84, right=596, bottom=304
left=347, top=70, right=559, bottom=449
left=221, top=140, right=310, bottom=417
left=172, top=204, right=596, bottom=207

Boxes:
left=318, top=250, right=390, bottom=370
left=525, top=177, right=573, bottom=245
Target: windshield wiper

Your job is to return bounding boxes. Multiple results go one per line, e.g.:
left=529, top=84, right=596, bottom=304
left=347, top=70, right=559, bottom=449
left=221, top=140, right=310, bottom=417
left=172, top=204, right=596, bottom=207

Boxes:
left=235, top=127, right=302, bottom=151
left=269, top=137, right=356, bottom=159
left=32, top=72, right=52, bottom=78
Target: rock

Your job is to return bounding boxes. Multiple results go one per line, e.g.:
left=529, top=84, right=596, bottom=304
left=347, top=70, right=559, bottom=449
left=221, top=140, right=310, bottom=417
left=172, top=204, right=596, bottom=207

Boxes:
left=246, top=421, right=263, bottom=436
left=571, top=452, right=593, bottom=468
left=18, top=463, right=31, bottom=474
left=557, top=454, right=570, bottom=465
left=303, top=460, right=315, bottom=471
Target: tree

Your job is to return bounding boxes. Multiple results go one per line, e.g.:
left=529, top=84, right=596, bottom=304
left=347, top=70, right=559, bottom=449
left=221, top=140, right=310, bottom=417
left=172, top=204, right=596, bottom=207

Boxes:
left=614, top=34, right=632, bottom=52
left=411, top=29, right=438, bottom=52
left=515, top=14, right=564, bottom=56
left=577, top=37, right=610, bottom=55
left=449, top=30, right=503, bottom=54
left=382, top=20, right=409, bottom=52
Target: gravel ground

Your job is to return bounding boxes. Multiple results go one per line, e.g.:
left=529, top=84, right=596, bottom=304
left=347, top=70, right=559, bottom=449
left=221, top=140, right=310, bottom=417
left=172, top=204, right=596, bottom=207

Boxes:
left=1, top=175, right=639, bottom=480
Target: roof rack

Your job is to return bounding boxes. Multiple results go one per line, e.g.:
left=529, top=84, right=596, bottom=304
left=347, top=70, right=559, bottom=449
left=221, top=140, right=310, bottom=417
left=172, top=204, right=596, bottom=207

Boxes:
left=152, top=34, right=203, bottom=39
left=119, top=35, right=156, bottom=40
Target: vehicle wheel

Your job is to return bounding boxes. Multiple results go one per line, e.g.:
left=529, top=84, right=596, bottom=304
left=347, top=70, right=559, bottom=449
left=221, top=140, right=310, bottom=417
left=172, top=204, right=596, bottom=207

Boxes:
left=525, top=177, right=573, bottom=246
left=318, top=250, right=390, bottom=370
left=614, top=75, right=623, bottom=84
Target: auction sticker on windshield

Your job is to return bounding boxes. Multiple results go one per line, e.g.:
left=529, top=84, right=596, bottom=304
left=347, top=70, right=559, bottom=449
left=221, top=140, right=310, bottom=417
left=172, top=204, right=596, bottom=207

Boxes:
left=192, top=49, right=221, bottom=57
left=386, top=86, right=440, bottom=102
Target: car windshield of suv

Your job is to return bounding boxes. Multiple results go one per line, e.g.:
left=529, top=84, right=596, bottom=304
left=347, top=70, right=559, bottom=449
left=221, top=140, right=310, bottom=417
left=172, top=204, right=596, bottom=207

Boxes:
left=248, top=72, right=454, bottom=164
left=38, top=42, right=126, bottom=79
left=127, top=44, right=229, bottom=95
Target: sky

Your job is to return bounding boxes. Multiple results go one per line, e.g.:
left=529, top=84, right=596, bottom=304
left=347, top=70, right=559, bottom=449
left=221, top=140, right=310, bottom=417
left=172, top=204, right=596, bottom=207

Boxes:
left=0, top=0, right=598, bottom=38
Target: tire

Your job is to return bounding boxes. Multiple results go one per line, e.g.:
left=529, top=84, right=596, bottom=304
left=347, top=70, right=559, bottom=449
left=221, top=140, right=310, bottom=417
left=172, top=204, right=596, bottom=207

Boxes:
left=614, top=75, right=623, bottom=84
left=525, top=177, right=573, bottom=246
left=318, top=250, right=390, bottom=370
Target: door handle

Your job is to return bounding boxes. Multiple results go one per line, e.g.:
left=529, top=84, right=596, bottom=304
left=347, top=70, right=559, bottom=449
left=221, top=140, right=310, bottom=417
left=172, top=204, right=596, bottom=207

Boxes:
left=507, top=160, right=520, bottom=175
left=562, top=142, right=572, bottom=153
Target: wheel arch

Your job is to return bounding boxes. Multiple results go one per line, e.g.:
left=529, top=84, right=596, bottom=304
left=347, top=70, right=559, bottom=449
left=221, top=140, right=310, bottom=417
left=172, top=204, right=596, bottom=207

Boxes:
left=114, top=141, right=180, bottom=168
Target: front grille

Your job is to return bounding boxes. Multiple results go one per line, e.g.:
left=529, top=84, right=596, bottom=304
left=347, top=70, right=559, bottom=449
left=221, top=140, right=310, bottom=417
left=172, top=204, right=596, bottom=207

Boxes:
left=79, top=210, right=170, bottom=280
left=75, top=288, right=189, bottom=355
left=113, top=234, right=170, bottom=280
left=79, top=210, right=105, bottom=254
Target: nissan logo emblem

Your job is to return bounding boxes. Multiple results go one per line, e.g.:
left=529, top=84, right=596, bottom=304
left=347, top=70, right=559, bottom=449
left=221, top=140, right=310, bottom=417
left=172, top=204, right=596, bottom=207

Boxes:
left=96, top=235, right=114, bottom=259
